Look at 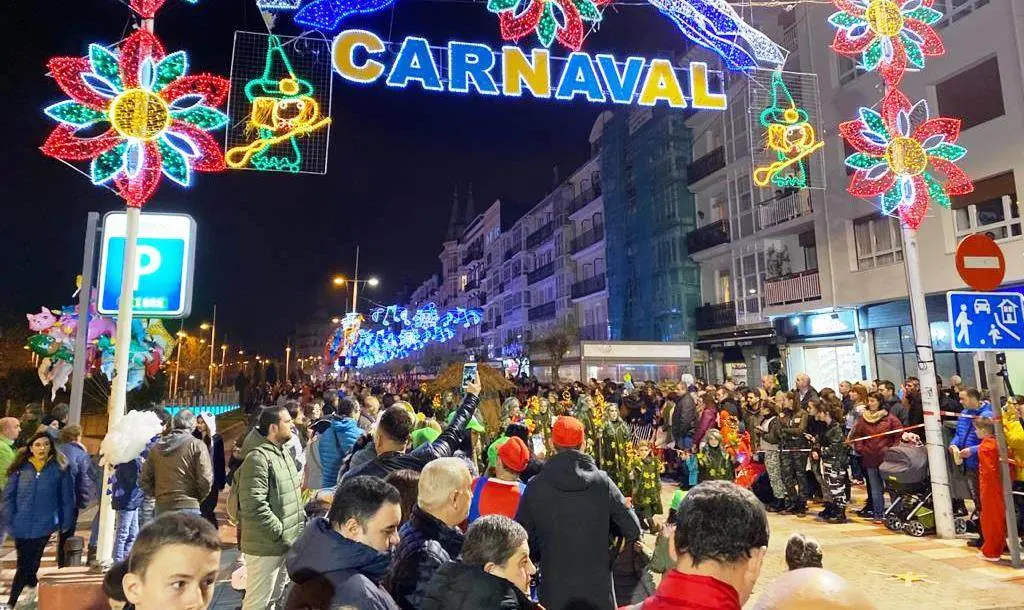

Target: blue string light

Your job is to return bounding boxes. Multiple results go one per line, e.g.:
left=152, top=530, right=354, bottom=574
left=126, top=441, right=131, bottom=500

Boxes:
left=344, top=302, right=483, bottom=368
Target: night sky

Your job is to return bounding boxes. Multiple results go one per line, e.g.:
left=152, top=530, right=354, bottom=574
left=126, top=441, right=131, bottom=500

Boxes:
left=1, top=0, right=682, bottom=355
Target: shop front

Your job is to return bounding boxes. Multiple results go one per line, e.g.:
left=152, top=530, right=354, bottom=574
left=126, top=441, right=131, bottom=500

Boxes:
left=774, top=310, right=865, bottom=390
left=695, top=327, right=776, bottom=387
left=579, top=341, right=693, bottom=382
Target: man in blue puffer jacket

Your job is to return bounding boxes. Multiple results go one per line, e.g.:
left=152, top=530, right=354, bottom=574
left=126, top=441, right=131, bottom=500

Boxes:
left=320, top=398, right=364, bottom=488
left=57, top=425, right=96, bottom=567
left=950, top=388, right=992, bottom=526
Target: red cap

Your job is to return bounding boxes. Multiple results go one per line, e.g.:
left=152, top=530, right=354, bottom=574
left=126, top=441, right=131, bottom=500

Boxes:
left=552, top=416, right=586, bottom=448
left=498, top=436, right=530, bottom=473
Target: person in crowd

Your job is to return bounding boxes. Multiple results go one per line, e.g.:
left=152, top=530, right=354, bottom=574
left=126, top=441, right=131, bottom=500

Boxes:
left=905, top=391, right=924, bottom=436
left=140, top=409, right=213, bottom=516
left=360, top=395, right=382, bottom=431
left=951, top=388, right=993, bottom=526
left=39, top=415, right=61, bottom=444
left=752, top=568, right=876, bottom=610
left=318, top=397, right=364, bottom=488
left=757, top=400, right=787, bottom=512
left=384, top=469, right=420, bottom=527
left=879, top=381, right=908, bottom=425
left=742, top=391, right=762, bottom=451
left=56, top=424, right=95, bottom=567
left=516, top=415, right=640, bottom=610
left=5, top=431, right=74, bottom=608
left=626, top=480, right=768, bottom=610
left=345, top=379, right=481, bottom=480
left=697, top=429, right=733, bottom=483
left=849, top=392, right=902, bottom=522
left=421, top=515, right=539, bottom=610
left=778, top=392, right=810, bottom=517
left=111, top=512, right=222, bottom=610
left=16, top=407, right=40, bottom=449
left=794, top=374, right=818, bottom=407
left=113, top=450, right=145, bottom=563
left=282, top=402, right=307, bottom=474
left=237, top=405, right=303, bottom=610
left=693, top=394, right=718, bottom=450
left=0, top=417, right=20, bottom=547
left=671, top=376, right=697, bottom=487
left=286, top=476, right=402, bottom=610
left=302, top=417, right=332, bottom=491
left=760, top=375, right=779, bottom=398
left=838, top=381, right=854, bottom=413
left=809, top=400, right=850, bottom=523
left=503, top=422, right=543, bottom=482
left=846, top=384, right=868, bottom=488
left=785, top=533, right=823, bottom=570
left=468, top=436, right=529, bottom=522
left=1001, top=396, right=1024, bottom=535
left=716, top=387, right=740, bottom=420
left=193, top=411, right=225, bottom=528
left=383, top=458, right=472, bottom=610
left=974, top=416, right=1006, bottom=560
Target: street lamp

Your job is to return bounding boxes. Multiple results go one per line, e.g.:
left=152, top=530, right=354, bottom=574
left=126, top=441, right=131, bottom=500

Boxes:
left=220, top=344, right=228, bottom=386
left=332, top=276, right=345, bottom=287
left=285, top=344, right=292, bottom=380
left=330, top=245, right=380, bottom=314
left=332, top=317, right=341, bottom=324
left=173, top=331, right=188, bottom=398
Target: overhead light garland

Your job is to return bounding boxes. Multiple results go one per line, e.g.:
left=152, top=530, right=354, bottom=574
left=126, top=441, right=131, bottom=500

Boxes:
left=42, top=29, right=229, bottom=207
left=343, top=302, right=483, bottom=368
left=488, top=0, right=611, bottom=51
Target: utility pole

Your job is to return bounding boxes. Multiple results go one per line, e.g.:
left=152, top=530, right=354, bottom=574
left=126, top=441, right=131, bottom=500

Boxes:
left=68, top=212, right=100, bottom=425
left=207, top=304, right=217, bottom=394
left=351, top=245, right=360, bottom=313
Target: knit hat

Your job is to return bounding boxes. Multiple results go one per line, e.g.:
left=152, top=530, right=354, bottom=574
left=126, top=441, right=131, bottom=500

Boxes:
left=487, top=435, right=510, bottom=468
left=552, top=416, right=585, bottom=448
left=447, top=411, right=486, bottom=433
left=498, top=436, right=530, bottom=473
left=410, top=427, right=440, bottom=449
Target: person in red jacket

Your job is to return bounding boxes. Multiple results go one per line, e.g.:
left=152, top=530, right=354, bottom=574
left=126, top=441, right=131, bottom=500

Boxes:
left=849, top=392, right=902, bottom=523
left=624, top=480, right=769, bottom=610
left=975, top=416, right=1006, bottom=561
left=468, top=437, right=529, bottom=523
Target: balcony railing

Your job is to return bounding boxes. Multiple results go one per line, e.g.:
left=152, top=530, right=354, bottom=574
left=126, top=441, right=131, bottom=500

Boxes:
left=503, top=244, right=521, bottom=261
left=462, top=247, right=483, bottom=266
left=527, top=261, right=555, bottom=284
left=695, top=301, right=736, bottom=331
left=528, top=301, right=557, bottom=321
left=480, top=321, right=491, bottom=333
left=687, top=146, right=725, bottom=185
left=570, top=225, right=605, bottom=254
left=463, top=337, right=482, bottom=348
left=580, top=324, right=608, bottom=341
left=756, top=190, right=813, bottom=231
left=463, top=279, right=478, bottom=291
left=685, top=219, right=730, bottom=254
left=569, top=186, right=602, bottom=214
left=571, top=273, right=606, bottom=299
left=525, top=222, right=554, bottom=249
left=763, top=269, right=821, bottom=307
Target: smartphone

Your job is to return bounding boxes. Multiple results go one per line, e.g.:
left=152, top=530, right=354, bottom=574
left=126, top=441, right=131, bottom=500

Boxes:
left=462, top=362, right=479, bottom=391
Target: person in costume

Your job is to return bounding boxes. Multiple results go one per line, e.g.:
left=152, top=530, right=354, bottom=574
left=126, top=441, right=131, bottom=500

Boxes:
left=631, top=442, right=664, bottom=532
left=975, top=416, right=1007, bottom=560
left=697, top=429, right=734, bottom=483
left=808, top=400, right=850, bottom=523
left=601, top=403, right=633, bottom=493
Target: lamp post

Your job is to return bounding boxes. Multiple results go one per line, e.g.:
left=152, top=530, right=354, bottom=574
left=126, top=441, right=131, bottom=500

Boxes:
left=203, top=306, right=217, bottom=395
left=173, top=331, right=188, bottom=398
left=285, top=344, right=292, bottom=381
left=331, top=245, right=380, bottom=314
left=220, top=343, right=228, bottom=386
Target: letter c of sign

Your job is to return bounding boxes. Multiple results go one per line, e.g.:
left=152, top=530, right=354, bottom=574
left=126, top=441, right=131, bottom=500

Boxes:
left=333, top=30, right=386, bottom=83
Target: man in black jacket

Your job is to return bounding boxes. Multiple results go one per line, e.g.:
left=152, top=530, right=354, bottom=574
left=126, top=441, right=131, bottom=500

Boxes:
left=671, top=376, right=697, bottom=486
left=421, top=515, right=539, bottom=610
left=346, top=380, right=481, bottom=480
left=383, top=457, right=472, bottom=609
left=516, top=415, right=641, bottom=610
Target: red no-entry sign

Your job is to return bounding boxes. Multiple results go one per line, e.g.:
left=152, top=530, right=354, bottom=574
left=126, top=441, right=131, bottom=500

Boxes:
left=956, top=233, right=1005, bottom=291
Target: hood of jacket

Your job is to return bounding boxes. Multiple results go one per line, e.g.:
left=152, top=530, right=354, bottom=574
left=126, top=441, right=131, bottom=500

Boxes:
left=329, top=416, right=362, bottom=437
left=157, top=429, right=195, bottom=455
left=287, top=517, right=392, bottom=584
left=541, top=449, right=602, bottom=493
left=422, top=562, right=535, bottom=610
left=196, top=411, right=217, bottom=437
left=406, top=506, right=464, bottom=557
left=239, top=427, right=265, bottom=459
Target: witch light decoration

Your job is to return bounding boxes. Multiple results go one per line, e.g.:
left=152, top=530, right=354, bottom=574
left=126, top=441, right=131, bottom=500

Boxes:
left=753, top=71, right=825, bottom=189
left=226, top=35, right=332, bottom=173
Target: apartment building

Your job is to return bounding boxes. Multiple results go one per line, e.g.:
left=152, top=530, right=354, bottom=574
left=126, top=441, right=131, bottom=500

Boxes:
left=687, top=0, right=1024, bottom=390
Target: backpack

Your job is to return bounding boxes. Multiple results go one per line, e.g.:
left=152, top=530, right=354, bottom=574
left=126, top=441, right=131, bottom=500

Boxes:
left=226, top=446, right=275, bottom=525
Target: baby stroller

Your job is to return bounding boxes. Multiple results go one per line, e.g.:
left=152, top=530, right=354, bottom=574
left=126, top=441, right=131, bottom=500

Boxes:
left=879, top=443, right=970, bottom=537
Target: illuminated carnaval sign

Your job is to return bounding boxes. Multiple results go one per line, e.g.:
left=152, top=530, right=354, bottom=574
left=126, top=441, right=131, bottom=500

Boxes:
left=331, top=29, right=729, bottom=110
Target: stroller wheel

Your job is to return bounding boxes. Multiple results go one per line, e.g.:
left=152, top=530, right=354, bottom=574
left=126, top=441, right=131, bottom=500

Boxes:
left=905, top=520, right=927, bottom=537
left=955, top=518, right=969, bottom=535
left=885, top=515, right=904, bottom=532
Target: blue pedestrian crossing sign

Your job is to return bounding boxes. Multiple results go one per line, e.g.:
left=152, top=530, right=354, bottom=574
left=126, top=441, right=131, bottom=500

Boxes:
left=947, top=291, right=1024, bottom=351
left=97, top=212, right=197, bottom=318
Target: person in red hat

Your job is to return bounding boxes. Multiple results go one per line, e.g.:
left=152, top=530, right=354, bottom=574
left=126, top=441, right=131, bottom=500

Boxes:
left=516, top=415, right=640, bottom=610
left=466, top=437, right=530, bottom=523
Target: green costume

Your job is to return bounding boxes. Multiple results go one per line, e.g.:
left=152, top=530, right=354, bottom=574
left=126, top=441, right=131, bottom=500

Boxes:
left=632, top=454, right=664, bottom=515
left=697, top=431, right=734, bottom=482
left=601, top=416, right=633, bottom=493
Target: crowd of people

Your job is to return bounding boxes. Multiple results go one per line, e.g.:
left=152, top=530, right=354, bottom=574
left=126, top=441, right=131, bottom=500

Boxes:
left=2, top=366, right=1021, bottom=609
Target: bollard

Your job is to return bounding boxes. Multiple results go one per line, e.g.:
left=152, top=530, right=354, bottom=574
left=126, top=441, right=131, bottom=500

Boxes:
left=63, top=535, right=85, bottom=568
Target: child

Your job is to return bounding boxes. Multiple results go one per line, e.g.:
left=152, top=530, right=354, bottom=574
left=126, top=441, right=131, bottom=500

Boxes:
left=975, top=416, right=1006, bottom=561
left=697, top=429, right=734, bottom=482
left=106, top=512, right=222, bottom=610
left=757, top=400, right=787, bottom=512
left=632, top=442, right=664, bottom=532
left=810, top=401, right=850, bottom=523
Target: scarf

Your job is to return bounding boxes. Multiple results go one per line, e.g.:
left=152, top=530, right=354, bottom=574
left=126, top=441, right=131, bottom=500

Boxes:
left=862, top=409, right=888, bottom=424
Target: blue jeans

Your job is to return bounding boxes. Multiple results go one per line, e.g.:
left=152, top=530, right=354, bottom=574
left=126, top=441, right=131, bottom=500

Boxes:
left=866, top=467, right=885, bottom=516
left=113, top=509, right=139, bottom=563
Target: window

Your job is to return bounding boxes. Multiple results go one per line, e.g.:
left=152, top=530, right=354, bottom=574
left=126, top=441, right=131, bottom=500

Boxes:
left=837, top=55, right=865, bottom=85
left=933, top=0, right=988, bottom=29
left=853, top=214, right=903, bottom=269
left=952, top=171, right=1021, bottom=241
left=936, top=58, right=1004, bottom=130
left=874, top=324, right=976, bottom=387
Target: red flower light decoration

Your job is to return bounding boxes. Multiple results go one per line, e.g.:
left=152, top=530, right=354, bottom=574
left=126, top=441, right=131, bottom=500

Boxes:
left=129, top=0, right=199, bottom=18
left=487, top=0, right=610, bottom=51
left=42, top=29, right=229, bottom=207
left=841, top=88, right=973, bottom=230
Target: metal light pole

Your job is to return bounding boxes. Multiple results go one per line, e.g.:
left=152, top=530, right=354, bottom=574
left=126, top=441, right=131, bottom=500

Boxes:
left=901, top=223, right=955, bottom=539
left=220, top=342, right=227, bottom=387
left=173, top=330, right=187, bottom=398
left=351, top=245, right=360, bottom=313
left=69, top=212, right=100, bottom=425
left=285, top=344, right=292, bottom=381
left=207, top=304, right=217, bottom=394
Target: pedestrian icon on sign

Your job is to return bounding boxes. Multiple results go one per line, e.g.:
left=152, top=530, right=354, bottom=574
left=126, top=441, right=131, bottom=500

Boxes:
left=990, top=324, right=1003, bottom=345
left=948, top=291, right=1024, bottom=352
left=956, top=304, right=972, bottom=344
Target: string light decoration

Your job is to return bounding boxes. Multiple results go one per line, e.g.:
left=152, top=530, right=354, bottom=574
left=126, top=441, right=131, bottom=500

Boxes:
left=294, top=0, right=398, bottom=32
left=828, top=0, right=944, bottom=87
left=323, top=312, right=363, bottom=363
left=129, top=0, right=199, bottom=19
left=841, top=88, right=972, bottom=230
left=753, top=70, right=824, bottom=189
left=644, top=0, right=787, bottom=71
left=256, top=0, right=303, bottom=9
left=343, top=303, right=484, bottom=368
left=42, top=29, right=229, bottom=207
left=225, top=35, right=332, bottom=173
left=488, top=0, right=611, bottom=51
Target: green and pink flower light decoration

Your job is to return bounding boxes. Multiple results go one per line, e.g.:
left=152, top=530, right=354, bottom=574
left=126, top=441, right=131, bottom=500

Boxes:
left=41, top=29, right=229, bottom=207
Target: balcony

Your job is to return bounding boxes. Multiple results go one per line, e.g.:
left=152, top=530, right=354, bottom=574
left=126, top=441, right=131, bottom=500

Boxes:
left=480, top=321, right=491, bottom=333
left=527, top=261, right=555, bottom=284
left=571, top=273, right=606, bottom=299
left=695, top=302, right=737, bottom=331
left=580, top=324, right=608, bottom=341
left=756, top=190, right=813, bottom=231
left=463, top=279, right=478, bottom=291
left=503, top=244, right=521, bottom=261
left=570, top=225, right=605, bottom=254
left=528, top=301, right=557, bottom=322
left=687, top=146, right=725, bottom=185
left=462, top=247, right=483, bottom=266
left=764, top=269, right=822, bottom=307
left=569, top=186, right=602, bottom=214
left=685, top=219, right=730, bottom=254
left=463, top=337, right=482, bottom=349
left=526, top=223, right=554, bottom=249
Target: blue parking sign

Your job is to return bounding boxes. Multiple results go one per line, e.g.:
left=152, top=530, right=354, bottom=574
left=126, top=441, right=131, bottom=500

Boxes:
left=97, top=212, right=197, bottom=318
left=947, top=291, right=1024, bottom=351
